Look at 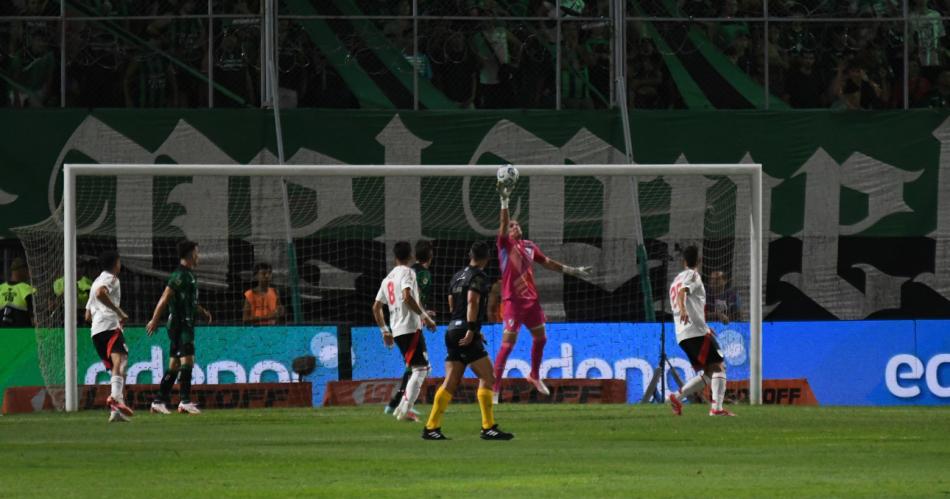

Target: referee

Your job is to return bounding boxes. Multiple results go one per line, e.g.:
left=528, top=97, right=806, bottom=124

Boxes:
left=422, top=241, right=514, bottom=441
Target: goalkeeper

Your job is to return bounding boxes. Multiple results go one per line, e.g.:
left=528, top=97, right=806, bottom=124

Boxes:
left=492, top=167, right=592, bottom=400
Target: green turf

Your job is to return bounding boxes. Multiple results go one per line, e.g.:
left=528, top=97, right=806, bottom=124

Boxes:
left=1, top=404, right=949, bottom=497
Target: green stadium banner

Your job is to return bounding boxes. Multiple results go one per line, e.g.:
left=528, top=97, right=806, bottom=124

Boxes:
left=79, top=326, right=339, bottom=406
left=0, top=326, right=339, bottom=408
left=1, top=109, right=949, bottom=320
left=0, top=329, right=46, bottom=407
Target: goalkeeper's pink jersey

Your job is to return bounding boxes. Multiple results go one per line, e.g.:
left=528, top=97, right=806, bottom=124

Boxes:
left=497, top=233, right=548, bottom=303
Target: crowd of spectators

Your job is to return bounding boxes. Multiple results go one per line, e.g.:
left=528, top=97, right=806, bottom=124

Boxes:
left=676, top=0, right=950, bottom=108
left=404, top=0, right=614, bottom=109
left=0, top=0, right=268, bottom=108
left=3, top=0, right=950, bottom=109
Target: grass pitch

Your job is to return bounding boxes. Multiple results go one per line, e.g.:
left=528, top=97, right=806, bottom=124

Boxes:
left=1, top=404, right=948, bottom=497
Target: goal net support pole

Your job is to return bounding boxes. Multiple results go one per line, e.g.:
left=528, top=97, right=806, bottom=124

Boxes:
left=63, top=164, right=77, bottom=412
left=62, top=163, right=763, bottom=411
left=750, top=166, right=763, bottom=404
left=264, top=0, right=303, bottom=324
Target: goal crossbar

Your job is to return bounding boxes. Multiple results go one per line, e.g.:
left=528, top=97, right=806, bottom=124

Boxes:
left=65, top=163, right=762, bottom=177
left=62, top=163, right=763, bottom=411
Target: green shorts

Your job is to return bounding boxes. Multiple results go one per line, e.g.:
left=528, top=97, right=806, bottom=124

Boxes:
left=167, top=327, right=195, bottom=357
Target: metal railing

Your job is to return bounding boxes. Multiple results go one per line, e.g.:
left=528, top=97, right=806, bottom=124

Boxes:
left=0, top=1, right=947, bottom=110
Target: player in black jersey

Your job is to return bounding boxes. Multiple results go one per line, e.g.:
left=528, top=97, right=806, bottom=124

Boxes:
left=422, top=241, right=513, bottom=441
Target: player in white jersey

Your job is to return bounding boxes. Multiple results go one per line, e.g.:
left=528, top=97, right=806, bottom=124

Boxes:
left=371, top=241, right=437, bottom=422
left=667, top=245, right=735, bottom=417
left=84, top=250, right=134, bottom=422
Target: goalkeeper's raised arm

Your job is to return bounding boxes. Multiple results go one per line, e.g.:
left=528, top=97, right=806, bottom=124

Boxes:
left=540, top=258, right=591, bottom=279
left=498, top=181, right=511, bottom=237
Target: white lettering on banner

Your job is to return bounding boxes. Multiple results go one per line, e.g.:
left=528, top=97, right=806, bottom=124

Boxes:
left=167, top=176, right=230, bottom=284
left=86, top=348, right=209, bottom=385
left=50, top=116, right=153, bottom=234
left=311, top=332, right=341, bottom=369
left=503, top=343, right=703, bottom=397
left=885, top=354, right=924, bottom=398
left=0, top=188, right=18, bottom=205
left=84, top=362, right=107, bottom=385
left=925, top=354, right=950, bottom=397
left=249, top=361, right=291, bottom=383
left=656, top=154, right=716, bottom=313
left=539, top=343, right=574, bottom=379
left=83, top=344, right=304, bottom=386
left=52, top=116, right=361, bottom=291
left=780, top=148, right=907, bottom=319
left=613, top=358, right=654, bottom=397
left=48, top=114, right=945, bottom=320
left=562, top=129, right=640, bottom=293
left=885, top=354, right=950, bottom=398
left=502, top=359, right=531, bottom=379
left=667, top=357, right=698, bottom=385
left=116, top=176, right=153, bottom=276
left=838, top=152, right=924, bottom=235
left=246, top=147, right=360, bottom=289
left=52, top=119, right=237, bottom=283
left=914, top=117, right=950, bottom=301
left=125, top=345, right=164, bottom=384
left=206, top=360, right=248, bottom=384
left=279, top=149, right=361, bottom=289
left=738, top=152, right=784, bottom=315
left=155, top=123, right=233, bottom=284
left=576, top=358, right=612, bottom=379
left=376, top=116, right=431, bottom=260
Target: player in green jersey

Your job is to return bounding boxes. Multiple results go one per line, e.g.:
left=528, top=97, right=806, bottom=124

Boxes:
left=146, top=240, right=212, bottom=415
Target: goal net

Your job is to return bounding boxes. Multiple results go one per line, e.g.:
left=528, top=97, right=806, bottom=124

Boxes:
left=15, top=164, right=761, bottom=411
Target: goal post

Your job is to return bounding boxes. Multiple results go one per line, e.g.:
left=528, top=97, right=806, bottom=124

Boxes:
left=59, top=163, right=762, bottom=412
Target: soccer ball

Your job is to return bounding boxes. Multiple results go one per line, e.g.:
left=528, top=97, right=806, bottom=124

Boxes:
left=496, top=164, right=520, bottom=189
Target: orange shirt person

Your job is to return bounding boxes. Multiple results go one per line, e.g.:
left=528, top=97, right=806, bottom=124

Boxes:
left=243, top=263, right=283, bottom=325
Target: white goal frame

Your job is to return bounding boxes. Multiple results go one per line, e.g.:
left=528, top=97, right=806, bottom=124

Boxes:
left=63, top=163, right=763, bottom=411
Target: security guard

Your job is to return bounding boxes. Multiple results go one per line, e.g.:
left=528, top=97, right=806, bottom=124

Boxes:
left=54, top=267, right=94, bottom=316
left=0, top=257, right=36, bottom=327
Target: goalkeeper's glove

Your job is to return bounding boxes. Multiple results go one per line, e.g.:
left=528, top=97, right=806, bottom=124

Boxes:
left=497, top=182, right=512, bottom=209
left=562, top=265, right=592, bottom=279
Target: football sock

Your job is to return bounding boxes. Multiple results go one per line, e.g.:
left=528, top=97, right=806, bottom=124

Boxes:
left=158, top=368, right=178, bottom=403
left=711, top=372, right=727, bottom=411
left=678, top=373, right=711, bottom=399
left=530, top=335, right=547, bottom=379
left=110, top=375, right=123, bottom=401
left=477, top=388, right=495, bottom=430
left=388, top=369, right=412, bottom=409
left=425, top=387, right=453, bottom=430
left=404, top=366, right=429, bottom=409
left=492, top=342, right=514, bottom=392
left=179, top=364, right=193, bottom=404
